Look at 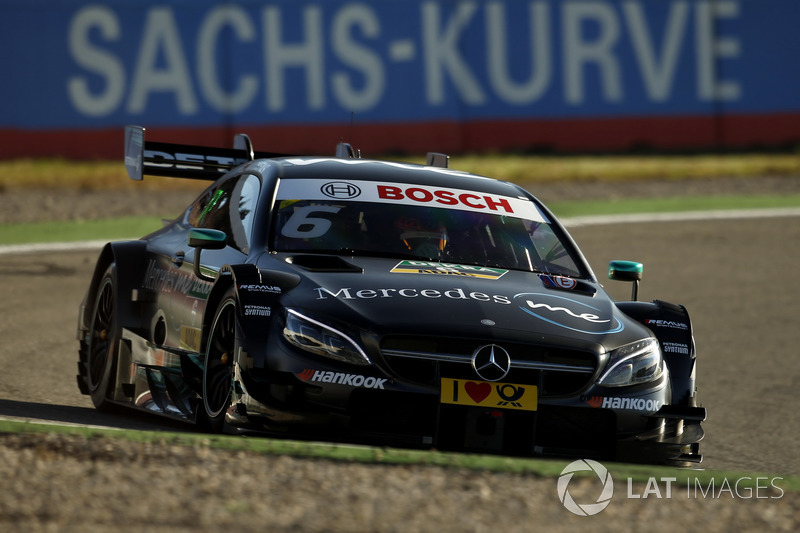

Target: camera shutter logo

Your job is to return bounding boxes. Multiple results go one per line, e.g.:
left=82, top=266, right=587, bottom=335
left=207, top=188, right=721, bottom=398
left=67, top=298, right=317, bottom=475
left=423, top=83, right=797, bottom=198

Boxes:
left=557, top=459, right=614, bottom=516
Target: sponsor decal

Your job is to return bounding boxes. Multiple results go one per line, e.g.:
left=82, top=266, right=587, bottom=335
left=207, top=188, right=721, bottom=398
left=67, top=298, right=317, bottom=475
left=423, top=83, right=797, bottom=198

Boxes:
left=583, top=396, right=662, bottom=412
left=441, top=378, right=537, bottom=411
left=539, top=274, right=577, bottom=290
left=515, top=292, right=624, bottom=335
left=244, top=305, right=271, bottom=317
left=320, top=181, right=361, bottom=199
left=645, top=319, right=689, bottom=331
left=238, top=284, right=281, bottom=294
left=276, top=178, right=547, bottom=222
left=180, top=326, right=202, bottom=352
left=314, top=286, right=511, bottom=305
left=663, top=342, right=690, bottom=355
left=391, top=260, right=507, bottom=279
left=143, top=259, right=212, bottom=297
left=296, top=369, right=387, bottom=390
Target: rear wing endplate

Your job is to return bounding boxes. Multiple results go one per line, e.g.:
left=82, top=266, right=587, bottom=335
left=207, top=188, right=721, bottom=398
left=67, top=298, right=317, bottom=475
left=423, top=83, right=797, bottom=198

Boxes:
left=124, top=125, right=291, bottom=181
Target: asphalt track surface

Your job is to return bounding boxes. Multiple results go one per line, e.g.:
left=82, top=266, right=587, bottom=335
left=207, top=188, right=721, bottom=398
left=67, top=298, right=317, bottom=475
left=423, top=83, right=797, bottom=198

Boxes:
left=0, top=212, right=798, bottom=476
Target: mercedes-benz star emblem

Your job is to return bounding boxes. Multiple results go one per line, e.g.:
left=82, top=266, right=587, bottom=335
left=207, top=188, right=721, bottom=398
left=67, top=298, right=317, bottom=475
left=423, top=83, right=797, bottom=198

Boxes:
left=471, top=344, right=511, bottom=382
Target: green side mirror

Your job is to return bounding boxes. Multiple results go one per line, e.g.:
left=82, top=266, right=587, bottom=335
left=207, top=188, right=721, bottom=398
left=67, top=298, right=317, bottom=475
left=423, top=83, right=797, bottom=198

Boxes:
left=188, top=228, right=227, bottom=282
left=188, top=228, right=227, bottom=250
left=608, top=260, right=643, bottom=282
left=608, top=260, right=644, bottom=301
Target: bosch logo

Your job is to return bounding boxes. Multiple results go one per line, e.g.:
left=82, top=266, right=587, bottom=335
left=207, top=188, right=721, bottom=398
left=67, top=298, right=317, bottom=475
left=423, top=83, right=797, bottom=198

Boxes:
left=471, top=344, right=511, bottom=382
left=321, top=181, right=361, bottom=199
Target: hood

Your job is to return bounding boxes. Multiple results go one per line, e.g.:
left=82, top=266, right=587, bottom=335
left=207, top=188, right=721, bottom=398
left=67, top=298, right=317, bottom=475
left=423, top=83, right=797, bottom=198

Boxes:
left=274, top=255, right=651, bottom=352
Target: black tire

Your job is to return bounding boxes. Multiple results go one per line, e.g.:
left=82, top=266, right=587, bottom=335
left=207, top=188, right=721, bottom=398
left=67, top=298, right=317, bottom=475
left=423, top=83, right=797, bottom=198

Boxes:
left=79, top=265, right=119, bottom=411
left=202, top=290, right=237, bottom=433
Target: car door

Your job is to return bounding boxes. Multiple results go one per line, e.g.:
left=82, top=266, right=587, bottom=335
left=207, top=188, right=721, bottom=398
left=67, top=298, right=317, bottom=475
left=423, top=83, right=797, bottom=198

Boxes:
left=146, top=172, right=262, bottom=352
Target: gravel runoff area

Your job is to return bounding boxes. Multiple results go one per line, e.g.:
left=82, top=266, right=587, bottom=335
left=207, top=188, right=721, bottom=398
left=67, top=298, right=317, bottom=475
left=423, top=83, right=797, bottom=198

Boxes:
left=0, top=432, right=796, bottom=532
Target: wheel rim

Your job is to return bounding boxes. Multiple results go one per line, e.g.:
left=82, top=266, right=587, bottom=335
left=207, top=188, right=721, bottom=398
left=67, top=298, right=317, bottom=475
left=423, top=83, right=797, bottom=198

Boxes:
left=88, top=278, right=114, bottom=391
left=204, top=300, right=235, bottom=418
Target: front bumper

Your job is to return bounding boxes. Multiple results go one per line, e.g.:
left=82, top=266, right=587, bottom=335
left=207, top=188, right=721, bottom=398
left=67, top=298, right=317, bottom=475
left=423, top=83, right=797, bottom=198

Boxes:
left=227, top=350, right=705, bottom=465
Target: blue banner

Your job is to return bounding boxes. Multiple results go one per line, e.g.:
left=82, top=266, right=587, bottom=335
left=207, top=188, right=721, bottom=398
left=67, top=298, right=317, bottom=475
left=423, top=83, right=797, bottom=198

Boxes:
left=1, top=0, right=798, bottom=154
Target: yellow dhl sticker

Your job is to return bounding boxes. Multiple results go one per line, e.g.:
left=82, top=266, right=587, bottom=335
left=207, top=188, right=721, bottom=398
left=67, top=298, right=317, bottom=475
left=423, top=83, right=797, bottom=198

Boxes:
left=180, top=326, right=202, bottom=352
left=440, top=378, right=537, bottom=411
left=391, top=260, right=507, bottom=279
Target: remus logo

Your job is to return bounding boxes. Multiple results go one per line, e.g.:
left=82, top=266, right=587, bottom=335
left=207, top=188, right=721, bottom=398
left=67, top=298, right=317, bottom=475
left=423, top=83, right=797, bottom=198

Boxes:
left=515, top=293, right=624, bottom=335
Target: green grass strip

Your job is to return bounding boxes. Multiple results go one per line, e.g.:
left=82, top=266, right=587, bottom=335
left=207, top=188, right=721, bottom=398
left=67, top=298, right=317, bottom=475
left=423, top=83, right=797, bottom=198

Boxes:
left=0, top=418, right=797, bottom=492
left=0, top=216, right=164, bottom=245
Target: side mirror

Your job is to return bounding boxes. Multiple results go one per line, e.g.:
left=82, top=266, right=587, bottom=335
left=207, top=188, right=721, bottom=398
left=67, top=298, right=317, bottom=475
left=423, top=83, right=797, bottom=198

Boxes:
left=608, top=260, right=643, bottom=301
left=188, top=228, right=226, bottom=282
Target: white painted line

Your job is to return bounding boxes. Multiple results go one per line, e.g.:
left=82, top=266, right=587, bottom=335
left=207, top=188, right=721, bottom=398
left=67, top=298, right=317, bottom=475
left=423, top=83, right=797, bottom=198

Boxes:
left=0, top=239, right=110, bottom=256
left=561, top=207, right=800, bottom=227
left=1, top=207, right=798, bottom=256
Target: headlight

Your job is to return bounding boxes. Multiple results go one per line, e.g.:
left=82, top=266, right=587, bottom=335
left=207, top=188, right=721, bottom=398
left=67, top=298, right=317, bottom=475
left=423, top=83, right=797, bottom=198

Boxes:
left=597, top=338, right=662, bottom=387
left=283, top=309, right=371, bottom=366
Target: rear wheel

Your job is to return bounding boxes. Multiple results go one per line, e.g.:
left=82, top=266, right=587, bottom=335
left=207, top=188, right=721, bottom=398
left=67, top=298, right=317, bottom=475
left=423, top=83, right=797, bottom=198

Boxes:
left=79, top=265, right=119, bottom=411
left=202, top=291, right=236, bottom=433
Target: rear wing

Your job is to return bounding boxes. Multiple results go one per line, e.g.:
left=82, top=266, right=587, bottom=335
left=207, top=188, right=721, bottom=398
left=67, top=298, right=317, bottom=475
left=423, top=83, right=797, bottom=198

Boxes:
left=123, top=125, right=293, bottom=181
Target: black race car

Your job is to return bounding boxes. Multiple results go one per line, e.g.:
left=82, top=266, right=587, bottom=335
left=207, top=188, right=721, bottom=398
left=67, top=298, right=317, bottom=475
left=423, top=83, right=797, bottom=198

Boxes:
left=76, top=126, right=705, bottom=464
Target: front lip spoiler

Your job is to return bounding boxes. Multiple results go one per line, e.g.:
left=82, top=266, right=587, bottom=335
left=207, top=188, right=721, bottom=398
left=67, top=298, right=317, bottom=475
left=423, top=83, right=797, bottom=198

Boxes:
left=646, top=404, right=707, bottom=422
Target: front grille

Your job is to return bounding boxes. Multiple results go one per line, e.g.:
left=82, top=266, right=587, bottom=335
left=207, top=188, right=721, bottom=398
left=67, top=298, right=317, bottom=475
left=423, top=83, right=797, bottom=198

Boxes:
left=381, top=335, right=598, bottom=396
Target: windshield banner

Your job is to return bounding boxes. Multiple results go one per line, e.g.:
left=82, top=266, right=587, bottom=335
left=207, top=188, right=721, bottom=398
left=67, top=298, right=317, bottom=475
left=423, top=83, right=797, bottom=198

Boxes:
left=276, top=177, right=549, bottom=223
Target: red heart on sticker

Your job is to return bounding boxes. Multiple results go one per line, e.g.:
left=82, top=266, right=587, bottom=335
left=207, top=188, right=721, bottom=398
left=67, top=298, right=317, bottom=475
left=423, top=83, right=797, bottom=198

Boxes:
left=465, top=381, right=491, bottom=403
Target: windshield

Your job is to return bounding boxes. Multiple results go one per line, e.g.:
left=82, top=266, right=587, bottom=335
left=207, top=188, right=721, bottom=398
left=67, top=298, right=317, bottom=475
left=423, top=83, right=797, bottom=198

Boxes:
left=270, top=181, right=584, bottom=277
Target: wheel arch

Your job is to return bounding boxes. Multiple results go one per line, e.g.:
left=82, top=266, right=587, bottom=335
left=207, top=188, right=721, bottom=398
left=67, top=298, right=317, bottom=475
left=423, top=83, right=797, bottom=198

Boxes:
left=78, top=241, right=149, bottom=336
left=200, top=264, right=302, bottom=355
left=616, top=299, right=697, bottom=405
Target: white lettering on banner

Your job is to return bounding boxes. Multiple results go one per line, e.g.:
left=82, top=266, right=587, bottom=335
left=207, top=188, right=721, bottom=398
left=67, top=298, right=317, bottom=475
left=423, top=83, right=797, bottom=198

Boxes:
left=198, top=5, right=259, bottom=113
left=486, top=2, right=551, bottom=104
left=624, top=1, right=689, bottom=102
left=67, top=6, right=126, bottom=117
left=332, top=5, right=385, bottom=111
left=564, top=2, right=623, bottom=104
left=696, top=1, right=741, bottom=101
left=128, top=8, right=197, bottom=115
left=66, top=1, right=742, bottom=119
left=423, top=2, right=485, bottom=106
left=264, top=6, right=325, bottom=111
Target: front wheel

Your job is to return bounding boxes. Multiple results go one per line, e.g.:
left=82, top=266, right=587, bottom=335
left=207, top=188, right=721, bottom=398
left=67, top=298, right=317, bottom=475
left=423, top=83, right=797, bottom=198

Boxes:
left=202, top=291, right=237, bottom=433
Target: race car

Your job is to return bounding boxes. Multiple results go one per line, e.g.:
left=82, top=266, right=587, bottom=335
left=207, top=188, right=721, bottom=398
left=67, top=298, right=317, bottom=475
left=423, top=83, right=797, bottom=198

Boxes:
left=76, top=125, right=705, bottom=465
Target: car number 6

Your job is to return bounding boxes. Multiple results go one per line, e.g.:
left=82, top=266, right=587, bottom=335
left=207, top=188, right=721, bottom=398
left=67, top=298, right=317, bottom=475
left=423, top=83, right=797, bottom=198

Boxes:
left=281, top=205, right=341, bottom=238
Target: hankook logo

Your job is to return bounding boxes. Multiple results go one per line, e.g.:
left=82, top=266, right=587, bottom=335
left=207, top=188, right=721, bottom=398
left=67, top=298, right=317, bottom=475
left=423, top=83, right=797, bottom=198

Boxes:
left=320, top=181, right=361, bottom=199
left=471, top=344, right=511, bottom=382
